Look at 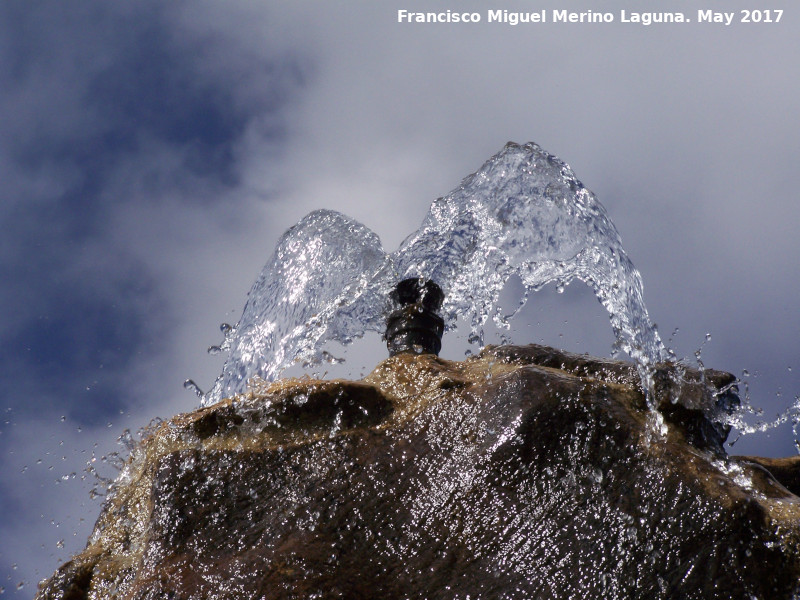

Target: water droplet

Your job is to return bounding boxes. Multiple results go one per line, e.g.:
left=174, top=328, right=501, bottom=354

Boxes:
left=705, top=333, right=712, bottom=341
left=207, top=345, right=223, bottom=355
left=183, top=379, right=204, bottom=398
left=118, top=429, right=136, bottom=453
left=321, top=350, right=345, bottom=365
left=56, top=539, right=64, bottom=549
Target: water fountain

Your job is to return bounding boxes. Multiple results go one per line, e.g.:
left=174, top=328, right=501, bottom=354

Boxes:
left=36, top=142, right=800, bottom=600
left=201, top=141, right=666, bottom=408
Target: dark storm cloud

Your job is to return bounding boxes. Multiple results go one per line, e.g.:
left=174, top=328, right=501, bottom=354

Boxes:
left=0, top=1, right=307, bottom=418
left=0, top=1, right=310, bottom=589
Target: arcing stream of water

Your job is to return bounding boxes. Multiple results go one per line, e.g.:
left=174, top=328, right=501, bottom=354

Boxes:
left=199, top=142, right=667, bottom=408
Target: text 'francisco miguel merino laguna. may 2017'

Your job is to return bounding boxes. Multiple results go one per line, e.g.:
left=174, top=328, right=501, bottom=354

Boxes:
left=397, top=9, right=784, bottom=26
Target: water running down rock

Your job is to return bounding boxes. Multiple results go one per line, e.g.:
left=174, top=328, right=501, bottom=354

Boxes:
left=36, top=345, right=800, bottom=599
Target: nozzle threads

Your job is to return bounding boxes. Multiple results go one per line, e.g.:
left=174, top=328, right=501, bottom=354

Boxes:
left=385, top=279, right=445, bottom=357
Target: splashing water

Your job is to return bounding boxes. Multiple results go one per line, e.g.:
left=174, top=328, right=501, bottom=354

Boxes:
left=201, top=142, right=666, bottom=407
left=203, top=211, right=394, bottom=404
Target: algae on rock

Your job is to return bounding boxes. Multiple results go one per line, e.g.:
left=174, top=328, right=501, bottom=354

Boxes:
left=37, top=345, right=800, bottom=600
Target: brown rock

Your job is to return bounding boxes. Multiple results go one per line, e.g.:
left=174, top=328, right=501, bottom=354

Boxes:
left=36, top=344, right=800, bottom=599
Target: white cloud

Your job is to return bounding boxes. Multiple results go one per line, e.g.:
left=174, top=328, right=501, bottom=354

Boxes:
left=4, top=0, right=799, bottom=588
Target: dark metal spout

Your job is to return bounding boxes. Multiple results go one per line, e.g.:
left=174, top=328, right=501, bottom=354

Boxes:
left=385, top=278, right=445, bottom=357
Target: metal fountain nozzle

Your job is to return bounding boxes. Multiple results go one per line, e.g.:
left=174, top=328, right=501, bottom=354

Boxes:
left=385, top=278, right=445, bottom=357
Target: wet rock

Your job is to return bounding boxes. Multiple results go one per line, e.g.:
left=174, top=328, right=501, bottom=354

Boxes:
left=37, top=344, right=800, bottom=599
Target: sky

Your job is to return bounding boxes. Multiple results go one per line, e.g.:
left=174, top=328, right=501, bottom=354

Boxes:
left=1, top=0, right=799, bottom=593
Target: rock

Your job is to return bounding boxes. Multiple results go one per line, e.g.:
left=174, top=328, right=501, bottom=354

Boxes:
left=36, top=344, right=800, bottom=599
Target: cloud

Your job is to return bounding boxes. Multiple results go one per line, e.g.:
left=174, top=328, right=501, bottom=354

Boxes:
left=0, top=0, right=310, bottom=586
left=2, top=0, right=798, bottom=589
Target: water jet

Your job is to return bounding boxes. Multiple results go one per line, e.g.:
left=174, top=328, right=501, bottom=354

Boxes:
left=202, top=141, right=667, bottom=407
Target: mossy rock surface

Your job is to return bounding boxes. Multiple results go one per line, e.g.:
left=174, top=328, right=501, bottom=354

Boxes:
left=37, top=345, right=800, bottom=600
